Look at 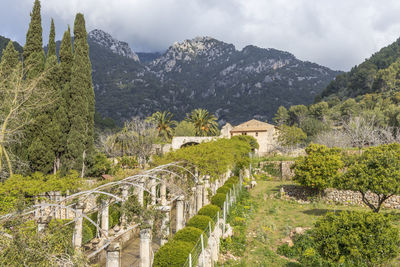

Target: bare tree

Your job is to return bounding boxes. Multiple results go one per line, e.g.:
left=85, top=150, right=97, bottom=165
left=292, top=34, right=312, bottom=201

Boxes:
left=0, top=64, right=54, bottom=178
left=99, top=117, right=159, bottom=168
left=314, top=129, right=352, bottom=148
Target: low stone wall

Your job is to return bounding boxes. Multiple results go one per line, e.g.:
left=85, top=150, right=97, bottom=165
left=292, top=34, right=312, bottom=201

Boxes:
left=258, top=161, right=295, bottom=180
left=282, top=185, right=400, bottom=209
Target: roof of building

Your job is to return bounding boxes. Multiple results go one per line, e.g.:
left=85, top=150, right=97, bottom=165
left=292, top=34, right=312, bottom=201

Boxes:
left=230, top=119, right=274, bottom=132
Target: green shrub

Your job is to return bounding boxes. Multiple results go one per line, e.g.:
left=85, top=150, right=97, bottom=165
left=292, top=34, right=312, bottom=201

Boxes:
left=223, top=182, right=234, bottom=189
left=109, top=203, right=121, bottom=229
left=198, top=204, right=221, bottom=220
left=216, top=185, right=230, bottom=195
left=227, top=176, right=239, bottom=184
left=153, top=240, right=193, bottom=267
left=211, top=193, right=227, bottom=209
left=88, top=153, right=112, bottom=177
left=277, top=243, right=296, bottom=258
left=173, top=227, right=206, bottom=245
left=186, top=215, right=215, bottom=231
left=291, top=211, right=400, bottom=266
left=82, top=212, right=98, bottom=244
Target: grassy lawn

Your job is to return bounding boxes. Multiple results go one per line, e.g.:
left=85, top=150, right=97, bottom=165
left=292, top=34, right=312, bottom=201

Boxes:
left=220, top=180, right=400, bottom=267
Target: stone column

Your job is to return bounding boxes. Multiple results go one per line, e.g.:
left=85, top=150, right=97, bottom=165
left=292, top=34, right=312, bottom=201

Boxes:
left=203, top=176, right=210, bottom=205
left=196, top=183, right=203, bottom=212
left=101, top=200, right=109, bottom=238
left=73, top=202, right=85, bottom=249
left=160, top=181, right=167, bottom=206
left=140, top=228, right=151, bottom=267
left=189, top=187, right=196, bottom=218
left=54, top=191, right=61, bottom=219
left=106, top=240, right=121, bottom=267
left=138, top=178, right=144, bottom=206
left=37, top=216, right=49, bottom=232
left=176, top=196, right=184, bottom=231
left=159, top=205, right=171, bottom=245
left=150, top=178, right=157, bottom=205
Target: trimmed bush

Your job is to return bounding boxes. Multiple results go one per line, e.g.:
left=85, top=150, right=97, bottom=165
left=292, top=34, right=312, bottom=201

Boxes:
left=211, top=193, right=227, bottom=209
left=186, top=215, right=215, bottom=231
left=223, top=182, right=234, bottom=189
left=198, top=204, right=221, bottom=220
left=216, top=185, right=230, bottom=195
left=153, top=240, right=193, bottom=267
left=173, top=227, right=206, bottom=245
left=227, top=176, right=239, bottom=184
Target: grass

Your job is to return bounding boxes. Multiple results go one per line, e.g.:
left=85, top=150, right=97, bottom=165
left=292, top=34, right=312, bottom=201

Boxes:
left=219, top=180, right=400, bottom=267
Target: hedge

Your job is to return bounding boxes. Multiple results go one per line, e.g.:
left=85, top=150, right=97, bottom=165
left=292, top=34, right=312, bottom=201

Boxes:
left=173, top=226, right=207, bottom=245
left=216, top=185, right=231, bottom=195
left=198, top=204, right=221, bottom=220
left=186, top=215, right=215, bottom=231
left=153, top=240, right=194, bottom=267
left=211, top=193, right=227, bottom=209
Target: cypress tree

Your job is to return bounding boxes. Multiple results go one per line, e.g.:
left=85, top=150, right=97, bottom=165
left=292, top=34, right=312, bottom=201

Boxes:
left=47, top=18, right=56, bottom=59
left=65, top=13, right=95, bottom=176
left=0, top=41, right=19, bottom=77
left=27, top=19, right=61, bottom=173
left=23, top=0, right=45, bottom=79
left=59, top=26, right=73, bottom=85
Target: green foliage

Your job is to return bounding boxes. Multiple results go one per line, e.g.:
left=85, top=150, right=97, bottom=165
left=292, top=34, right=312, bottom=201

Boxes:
left=173, top=120, right=196, bottom=136
left=173, top=226, right=205, bottom=245
left=216, top=185, right=231, bottom=195
left=109, top=203, right=121, bottom=228
left=153, top=240, right=193, bottom=267
left=0, top=171, right=82, bottom=214
left=211, top=193, right=227, bottom=209
left=312, top=211, right=399, bottom=265
left=186, top=215, right=215, bottom=231
left=232, top=135, right=259, bottom=150
left=23, top=0, right=43, bottom=61
left=155, top=138, right=251, bottom=182
left=198, top=204, right=221, bottom=220
left=185, top=108, right=219, bottom=136
left=337, top=144, right=400, bottom=212
left=273, top=106, right=289, bottom=125
left=277, top=125, right=307, bottom=147
left=88, top=153, right=112, bottom=177
left=293, top=144, right=344, bottom=190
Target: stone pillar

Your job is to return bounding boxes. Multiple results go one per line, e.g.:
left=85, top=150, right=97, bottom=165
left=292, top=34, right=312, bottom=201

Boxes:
left=37, top=216, right=49, bottom=232
left=189, top=187, right=196, bottom=218
left=121, top=185, right=129, bottom=201
left=159, top=205, right=171, bottom=245
left=196, top=183, right=203, bottom=212
left=176, top=196, right=184, bottom=231
left=101, top=200, right=109, bottom=238
left=106, top=240, right=121, bottom=267
left=140, top=228, right=151, bottom=267
left=138, top=179, right=144, bottom=206
left=150, top=178, right=157, bottom=205
left=203, top=176, right=210, bottom=205
left=54, top=191, right=61, bottom=219
left=160, top=181, right=167, bottom=206
left=73, top=202, right=85, bottom=249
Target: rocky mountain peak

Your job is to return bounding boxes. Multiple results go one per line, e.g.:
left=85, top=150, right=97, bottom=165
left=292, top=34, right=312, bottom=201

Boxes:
left=88, top=29, right=139, bottom=62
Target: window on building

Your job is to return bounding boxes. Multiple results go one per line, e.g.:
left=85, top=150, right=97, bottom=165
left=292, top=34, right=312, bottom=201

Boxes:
left=255, top=132, right=258, bottom=137
left=242, top=132, right=247, bottom=135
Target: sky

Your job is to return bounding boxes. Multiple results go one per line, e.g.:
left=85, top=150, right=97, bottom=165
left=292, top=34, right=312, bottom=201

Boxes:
left=2, top=0, right=400, bottom=71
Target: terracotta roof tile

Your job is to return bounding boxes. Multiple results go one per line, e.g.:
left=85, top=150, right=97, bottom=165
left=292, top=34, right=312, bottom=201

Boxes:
left=231, top=119, right=274, bottom=132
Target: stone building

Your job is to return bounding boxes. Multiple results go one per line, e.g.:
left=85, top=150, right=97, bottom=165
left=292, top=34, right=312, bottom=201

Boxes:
left=230, top=119, right=278, bottom=155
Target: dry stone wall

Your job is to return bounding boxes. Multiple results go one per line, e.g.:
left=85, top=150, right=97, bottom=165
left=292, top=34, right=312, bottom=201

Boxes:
left=281, top=185, right=400, bottom=209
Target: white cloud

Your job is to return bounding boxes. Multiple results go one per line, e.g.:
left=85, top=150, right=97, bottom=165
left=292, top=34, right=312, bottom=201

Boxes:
left=2, top=0, right=400, bottom=70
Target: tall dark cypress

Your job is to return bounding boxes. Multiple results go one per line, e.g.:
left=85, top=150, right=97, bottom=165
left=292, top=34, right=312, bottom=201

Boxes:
left=47, top=18, right=56, bottom=59
left=23, top=0, right=45, bottom=79
left=0, top=41, right=19, bottom=77
left=65, top=14, right=95, bottom=176
left=27, top=19, right=60, bottom=173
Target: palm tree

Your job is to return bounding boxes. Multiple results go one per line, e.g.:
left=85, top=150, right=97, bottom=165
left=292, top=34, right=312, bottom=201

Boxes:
left=185, top=109, right=219, bottom=136
left=147, top=111, right=176, bottom=140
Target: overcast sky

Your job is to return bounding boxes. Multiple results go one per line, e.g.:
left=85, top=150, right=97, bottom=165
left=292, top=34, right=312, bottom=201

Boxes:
left=2, top=0, right=400, bottom=71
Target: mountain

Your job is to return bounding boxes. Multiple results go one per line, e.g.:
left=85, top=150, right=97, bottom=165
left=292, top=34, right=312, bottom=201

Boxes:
left=320, top=38, right=400, bottom=100
left=88, top=29, right=140, bottom=61
left=89, top=33, right=340, bottom=124
left=0, top=36, right=23, bottom=58
left=0, top=30, right=340, bottom=125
